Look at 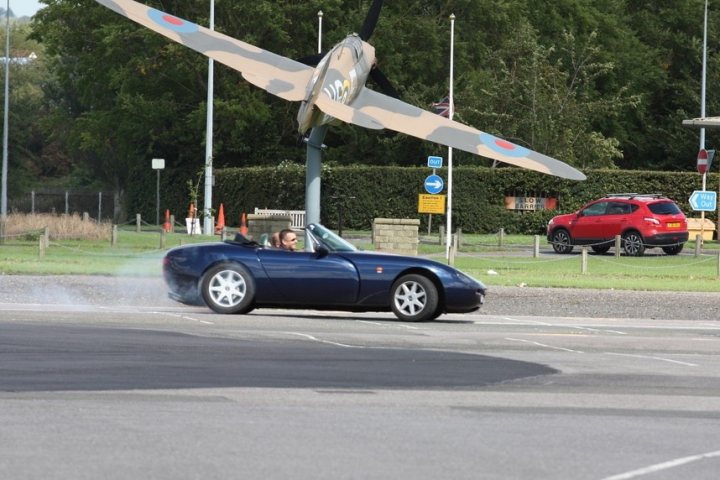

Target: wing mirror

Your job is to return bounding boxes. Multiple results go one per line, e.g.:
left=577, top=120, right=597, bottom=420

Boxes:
left=314, top=245, right=330, bottom=258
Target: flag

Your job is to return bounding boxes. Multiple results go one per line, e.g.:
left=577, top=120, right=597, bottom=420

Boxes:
left=431, top=96, right=451, bottom=118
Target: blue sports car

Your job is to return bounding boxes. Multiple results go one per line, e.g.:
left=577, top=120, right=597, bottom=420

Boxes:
left=163, top=224, right=486, bottom=322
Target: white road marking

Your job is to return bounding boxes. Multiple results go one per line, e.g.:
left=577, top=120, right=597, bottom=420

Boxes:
left=600, top=449, right=720, bottom=479
left=358, top=320, right=420, bottom=330
left=152, top=311, right=214, bottom=325
left=283, top=332, right=363, bottom=348
left=505, top=337, right=584, bottom=353
left=604, top=352, right=698, bottom=367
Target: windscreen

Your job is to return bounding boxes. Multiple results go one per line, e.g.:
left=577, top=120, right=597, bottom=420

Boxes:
left=306, top=224, right=357, bottom=252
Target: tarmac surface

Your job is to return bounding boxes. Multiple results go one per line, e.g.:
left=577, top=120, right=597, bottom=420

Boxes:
left=0, top=274, right=716, bottom=321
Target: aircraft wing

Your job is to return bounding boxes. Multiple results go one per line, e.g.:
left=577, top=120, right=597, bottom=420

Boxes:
left=95, top=0, right=314, bottom=101
left=343, top=87, right=586, bottom=180
left=682, top=117, right=720, bottom=129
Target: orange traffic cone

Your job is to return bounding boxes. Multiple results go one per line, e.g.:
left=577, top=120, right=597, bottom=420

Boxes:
left=215, top=203, right=225, bottom=234
left=163, top=209, right=171, bottom=232
left=239, top=212, right=248, bottom=236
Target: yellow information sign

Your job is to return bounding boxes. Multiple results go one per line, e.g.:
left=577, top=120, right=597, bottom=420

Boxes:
left=418, top=194, right=446, bottom=214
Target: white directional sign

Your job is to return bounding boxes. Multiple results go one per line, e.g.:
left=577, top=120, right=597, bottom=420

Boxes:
left=689, top=190, right=717, bottom=211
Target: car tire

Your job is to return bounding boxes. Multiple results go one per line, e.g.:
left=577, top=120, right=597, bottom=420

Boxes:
left=591, top=245, right=611, bottom=254
left=662, top=244, right=684, bottom=255
left=201, top=263, right=255, bottom=314
left=390, top=274, right=439, bottom=322
left=622, top=231, right=645, bottom=256
left=551, top=229, right=574, bottom=254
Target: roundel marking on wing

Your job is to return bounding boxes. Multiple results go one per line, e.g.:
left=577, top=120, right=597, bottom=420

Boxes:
left=479, top=132, right=530, bottom=158
left=148, top=8, right=199, bottom=34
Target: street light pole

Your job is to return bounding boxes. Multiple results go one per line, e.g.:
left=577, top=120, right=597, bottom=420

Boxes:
left=203, top=0, right=215, bottom=235
left=700, top=0, right=709, bottom=239
left=445, top=13, right=455, bottom=260
left=317, top=10, right=323, bottom=54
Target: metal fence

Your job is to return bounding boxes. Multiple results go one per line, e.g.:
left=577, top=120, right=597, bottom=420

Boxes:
left=9, top=190, right=116, bottom=221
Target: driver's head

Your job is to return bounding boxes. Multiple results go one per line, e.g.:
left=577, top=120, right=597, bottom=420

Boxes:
left=279, top=229, right=297, bottom=251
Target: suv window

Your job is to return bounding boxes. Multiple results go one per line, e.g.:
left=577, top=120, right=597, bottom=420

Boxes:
left=648, top=201, right=682, bottom=215
left=607, top=202, right=631, bottom=215
left=581, top=202, right=608, bottom=216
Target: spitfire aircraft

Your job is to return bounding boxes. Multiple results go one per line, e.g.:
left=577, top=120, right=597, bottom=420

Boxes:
left=95, top=0, right=585, bottom=180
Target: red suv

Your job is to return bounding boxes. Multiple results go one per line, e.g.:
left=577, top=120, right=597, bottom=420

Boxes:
left=547, top=194, right=689, bottom=256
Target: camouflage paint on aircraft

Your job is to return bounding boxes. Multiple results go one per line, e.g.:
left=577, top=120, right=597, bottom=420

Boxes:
left=95, top=0, right=586, bottom=180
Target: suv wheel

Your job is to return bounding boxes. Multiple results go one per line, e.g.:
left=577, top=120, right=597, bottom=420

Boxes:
left=551, top=229, right=574, bottom=254
left=662, top=244, right=684, bottom=255
left=622, top=231, right=645, bottom=256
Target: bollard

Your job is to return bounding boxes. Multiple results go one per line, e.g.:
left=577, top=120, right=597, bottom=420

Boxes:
left=221, top=229, right=227, bottom=241
left=533, top=235, right=540, bottom=258
left=439, top=225, right=445, bottom=246
left=38, top=234, right=46, bottom=258
left=581, top=247, right=588, bottom=274
left=499, top=228, right=505, bottom=248
left=456, top=228, right=462, bottom=248
left=111, top=224, right=118, bottom=247
left=448, top=242, right=456, bottom=267
left=695, top=234, right=702, bottom=257
left=43, top=227, right=50, bottom=249
left=136, top=214, right=141, bottom=233
left=170, top=214, right=175, bottom=233
left=717, top=251, right=720, bottom=278
left=453, top=232, right=459, bottom=252
left=83, top=212, right=89, bottom=222
left=615, top=235, right=621, bottom=258
left=0, top=218, right=5, bottom=245
left=160, top=229, right=166, bottom=249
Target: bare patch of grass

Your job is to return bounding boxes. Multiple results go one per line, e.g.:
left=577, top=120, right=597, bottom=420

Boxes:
left=3, top=213, right=111, bottom=241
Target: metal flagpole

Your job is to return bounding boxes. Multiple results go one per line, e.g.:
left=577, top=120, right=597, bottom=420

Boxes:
left=203, top=0, right=215, bottom=235
left=318, top=10, right=323, bottom=54
left=445, top=14, right=455, bottom=260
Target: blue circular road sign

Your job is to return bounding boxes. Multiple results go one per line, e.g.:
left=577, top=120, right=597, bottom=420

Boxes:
left=424, top=174, right=444, bottom=194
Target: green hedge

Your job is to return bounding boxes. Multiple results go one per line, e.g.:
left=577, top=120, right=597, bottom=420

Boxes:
left=130, top=164, right=719, bottom=235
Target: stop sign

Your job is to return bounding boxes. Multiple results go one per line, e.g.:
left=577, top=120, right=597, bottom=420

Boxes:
left=697, top=149, right=709, bottom=174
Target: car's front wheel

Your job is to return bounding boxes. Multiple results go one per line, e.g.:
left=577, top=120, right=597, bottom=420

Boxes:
left=662, top=244, right=684, bottom=255
left=391, top=274, right=439, bottom=322
left=551, top=229, right=574, bottom=254
left=201, top=263, right=255, bottom=314
left=622, top=231, right=646, bottom=256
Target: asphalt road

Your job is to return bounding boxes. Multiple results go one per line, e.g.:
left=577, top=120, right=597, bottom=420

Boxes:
left=1, top=275, right=719, bottom=479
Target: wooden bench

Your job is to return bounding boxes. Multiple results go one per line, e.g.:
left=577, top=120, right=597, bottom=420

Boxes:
left=254, top=208, right=306, bottom=230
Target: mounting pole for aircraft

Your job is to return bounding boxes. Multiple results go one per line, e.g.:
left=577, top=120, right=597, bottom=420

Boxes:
left=203, top=0, right=215, bottom=235
left=445, top=13, right=456, bottom=261
left=305, top=126, right=327, bottom=250
left=1, top=0, right=10, bottom=219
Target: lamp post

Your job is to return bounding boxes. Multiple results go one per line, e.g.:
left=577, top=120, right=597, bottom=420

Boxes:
left=203, top=0, right=215, bottom=235
left=700, top=0, right=709, bottom=241
left=445, top=13, right=455, bottom=260
left=317, top=10, right=323, bottom=54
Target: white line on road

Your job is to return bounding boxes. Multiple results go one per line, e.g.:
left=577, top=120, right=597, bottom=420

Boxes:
left=358, top=320, right=420, bottom=330
left=283, top=332, right=363, bottom=348
left=600, top=449, right=720, bottom=480
left=604, top=352, right=698, bottom=367
left=506, top=337, right=584, bottom=353
left=154, top=311, right=214, bottom=325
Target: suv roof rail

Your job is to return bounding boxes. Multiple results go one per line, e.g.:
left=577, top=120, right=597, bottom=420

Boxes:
left=606, top=193, right=665, bottom=199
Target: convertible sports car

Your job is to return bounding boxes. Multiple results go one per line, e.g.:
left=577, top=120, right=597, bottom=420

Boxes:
left=163, top=224, right=486, bottom=322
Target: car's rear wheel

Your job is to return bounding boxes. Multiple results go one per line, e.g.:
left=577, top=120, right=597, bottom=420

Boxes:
left=662, top=244, right=684, bottom=255
left=201, top=263, right=255, bottom=314
left=391, top=274, right=439, bottom=322
left=591, top=245, right=611, bottom=254
left=551, top=229, right=574, bottom=254
left=622, top=231, right=645, bottom=256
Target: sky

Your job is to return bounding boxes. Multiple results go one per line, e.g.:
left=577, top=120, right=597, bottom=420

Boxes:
left=10, top=0, right=44, bottom=18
